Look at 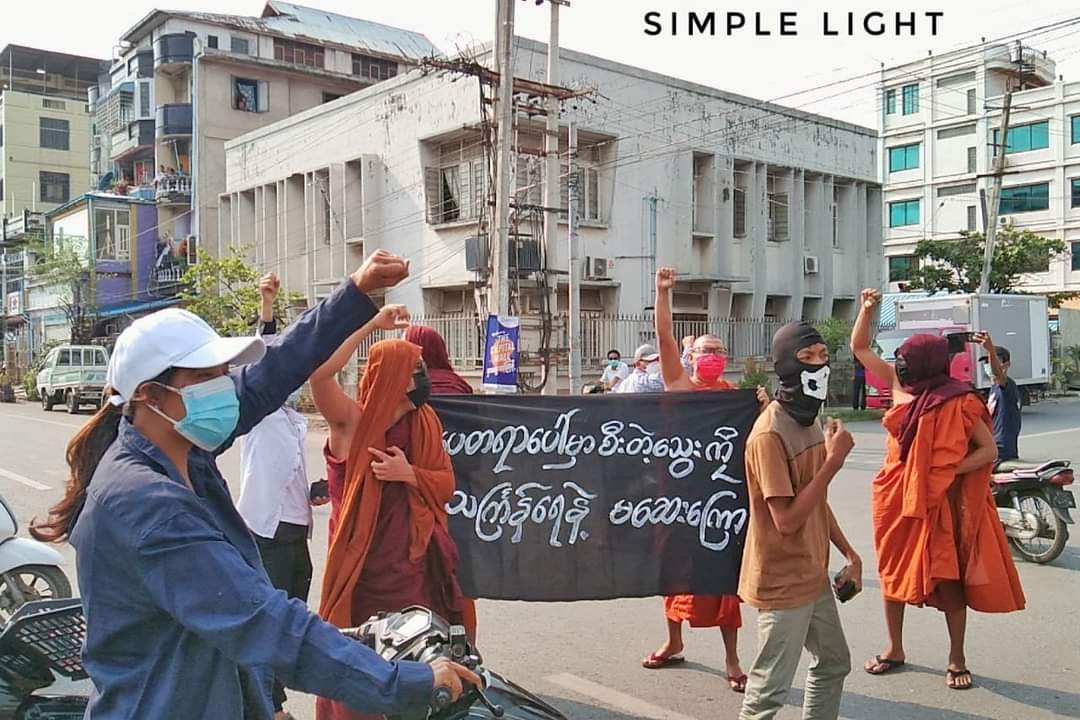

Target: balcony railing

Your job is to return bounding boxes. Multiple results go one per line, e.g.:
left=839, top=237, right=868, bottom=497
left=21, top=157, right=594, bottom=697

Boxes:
left=155, top=175, right=192, bottom=204
left=156, top=103, right=192, bottom=138
left=155, top=33, right=194, bottom=68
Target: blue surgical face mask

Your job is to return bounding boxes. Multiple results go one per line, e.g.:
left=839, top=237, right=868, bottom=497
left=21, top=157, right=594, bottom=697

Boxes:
left=149, top=375, right=240, bottom=451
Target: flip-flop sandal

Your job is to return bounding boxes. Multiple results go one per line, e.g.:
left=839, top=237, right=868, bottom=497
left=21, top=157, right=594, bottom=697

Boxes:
left=946, top=669, right=974, bottom=690
left=727, top=674, right=748, bottom=693
left=641, top=653, right=685, bottom=669
left=864, top=655, right=906, bottom=675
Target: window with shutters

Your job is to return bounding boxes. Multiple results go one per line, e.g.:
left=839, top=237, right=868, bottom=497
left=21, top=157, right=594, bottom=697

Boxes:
left=938, top=124, right=975, bottom=140
left=425, top=139, right=484, bottom=225
left=768, top=192, right=789, bottom=241
left=353, top=54, right=398, bottom=81
left=207, top=35, right=219, bottom=49
left=967, top=89, right=977, bottom=115
left=967, top=205, right=977, bottom=231
left=558, top=163, right=601, bottom=223
left=274, top=39, right=323, bottom=68
left=231, top=37, right=251, bottom=56
left=967, top=147, right=977, bottom=174
left=733, top=188, right=746, bottom=238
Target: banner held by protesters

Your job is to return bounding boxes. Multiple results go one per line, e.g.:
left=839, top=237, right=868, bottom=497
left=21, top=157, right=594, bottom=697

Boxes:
left=432, top=391, right=759, bottom=601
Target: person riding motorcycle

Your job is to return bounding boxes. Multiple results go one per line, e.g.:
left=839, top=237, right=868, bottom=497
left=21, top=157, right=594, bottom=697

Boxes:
left=29, top=251, right=479, bottom=720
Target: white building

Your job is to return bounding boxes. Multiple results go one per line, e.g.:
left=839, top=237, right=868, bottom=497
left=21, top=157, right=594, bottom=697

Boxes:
left=223, top=38, right=881, bottom=322
left=90, top=1, right=438, bottom=263
left=880, top=43, right=1080, bottom=293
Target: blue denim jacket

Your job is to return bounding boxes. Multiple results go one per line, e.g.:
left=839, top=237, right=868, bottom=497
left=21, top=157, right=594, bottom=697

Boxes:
left=69, top=280, right=434, bottom=719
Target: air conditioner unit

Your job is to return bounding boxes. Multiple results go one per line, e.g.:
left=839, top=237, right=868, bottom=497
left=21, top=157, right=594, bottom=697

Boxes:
left=585, top=256, right=610, bottom=279
left=803, top=255, right=820, bottom=274
left=999, top=215, right=1010, bottom=226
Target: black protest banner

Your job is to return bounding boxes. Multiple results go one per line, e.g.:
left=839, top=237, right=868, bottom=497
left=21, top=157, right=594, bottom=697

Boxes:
left=430, top=391, right=760, bottom=602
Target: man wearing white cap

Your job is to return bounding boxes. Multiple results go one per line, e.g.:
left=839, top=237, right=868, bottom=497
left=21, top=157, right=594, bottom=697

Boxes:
left=29, top=250, right=478, bottom=720
left=614, top=344, right=665, bottom=394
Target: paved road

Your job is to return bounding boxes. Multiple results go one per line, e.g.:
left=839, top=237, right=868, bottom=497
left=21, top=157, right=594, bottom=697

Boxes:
left=0, top=398, right=1078, bottom=720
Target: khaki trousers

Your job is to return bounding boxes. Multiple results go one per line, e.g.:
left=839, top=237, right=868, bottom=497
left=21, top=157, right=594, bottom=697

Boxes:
left=739, top=589, right=851, bottom=720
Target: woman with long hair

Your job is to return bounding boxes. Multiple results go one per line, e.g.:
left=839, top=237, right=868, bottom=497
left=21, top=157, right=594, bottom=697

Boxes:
left=852, top=289, right=1024, bottom=691
left=30, top=251, right=477, bottom=720
left=311, top=319, right=472, bottom=720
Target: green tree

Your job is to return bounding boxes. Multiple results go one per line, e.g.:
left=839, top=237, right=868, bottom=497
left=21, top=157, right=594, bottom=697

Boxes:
left=180, top=247, right=301, bottom=336
left=906, top=224, right=1069, bottom=294
left=30, top=238, right=96, bottom=344
left=815, top=317, right=852, bottom=358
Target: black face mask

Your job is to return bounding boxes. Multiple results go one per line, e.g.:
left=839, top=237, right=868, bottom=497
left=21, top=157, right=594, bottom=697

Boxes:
left=407, top=371, right=432, bottom=408
left=894, top=355, right=910, bottom=385
left=772, top=322, right=830, bottom=427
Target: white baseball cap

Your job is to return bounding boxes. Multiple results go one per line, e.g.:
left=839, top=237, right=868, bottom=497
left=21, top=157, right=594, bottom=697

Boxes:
left=634, top=344, right=660, bottom=363
left=106, top=308, right=266, bottom=406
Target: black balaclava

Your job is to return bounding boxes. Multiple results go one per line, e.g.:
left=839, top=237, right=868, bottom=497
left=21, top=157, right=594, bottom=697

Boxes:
left=772, top=321, right=830, bottom=427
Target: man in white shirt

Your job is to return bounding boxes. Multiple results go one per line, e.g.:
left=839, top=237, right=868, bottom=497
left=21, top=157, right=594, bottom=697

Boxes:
left=615, top=344, right=665, bottom=394
left=237, top=274, right=327, bottom=720
left=600, top=349, right=631, bottom=391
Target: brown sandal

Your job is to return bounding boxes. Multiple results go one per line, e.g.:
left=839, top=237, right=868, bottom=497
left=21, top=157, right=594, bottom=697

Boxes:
left=946, top=669, right=973, bottom=690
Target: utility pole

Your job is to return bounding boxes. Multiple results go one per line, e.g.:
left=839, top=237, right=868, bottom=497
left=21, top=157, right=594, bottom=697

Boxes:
left=542, top=0, right=562, bottom=395
left=567, top=122, right=582, bottom=391
left=491, top=0, right=515, bottom=315
left=980, top=46, right=1018, bottom=293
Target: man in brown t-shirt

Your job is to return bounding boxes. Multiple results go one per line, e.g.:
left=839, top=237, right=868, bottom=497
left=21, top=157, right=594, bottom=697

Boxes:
left=739, top=322, right=861, bottom=720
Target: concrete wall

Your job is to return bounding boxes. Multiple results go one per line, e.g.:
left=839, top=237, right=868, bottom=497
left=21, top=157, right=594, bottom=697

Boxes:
left=1, top=90, right=93, bottom=218
left=224, top=37, right=882, bottom=319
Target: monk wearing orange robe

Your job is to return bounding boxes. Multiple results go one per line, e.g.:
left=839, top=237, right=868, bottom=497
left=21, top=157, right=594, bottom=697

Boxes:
left=852, top=289, right=1025, bottom=691
left=311, top=328, right=475, bottom=720
left=640, top=267, right=768, bottom=693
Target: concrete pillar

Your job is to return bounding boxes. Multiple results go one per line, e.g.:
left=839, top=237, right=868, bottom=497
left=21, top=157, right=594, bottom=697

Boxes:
left=790, top=168, right=806, bottom=320
left=750, top=161, right=768, bottom=317
left=821, top=175, right=836, bottom=316
left=855, top=182, right=868, bottom=295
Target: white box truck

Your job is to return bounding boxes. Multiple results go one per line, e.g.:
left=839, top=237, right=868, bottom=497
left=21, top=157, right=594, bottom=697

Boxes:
left=894, top=293, right=1050, bottom=400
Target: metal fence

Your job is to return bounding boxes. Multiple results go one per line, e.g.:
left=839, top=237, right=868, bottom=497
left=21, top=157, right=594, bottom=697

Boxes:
left=357, top=313, right=791, bottom=369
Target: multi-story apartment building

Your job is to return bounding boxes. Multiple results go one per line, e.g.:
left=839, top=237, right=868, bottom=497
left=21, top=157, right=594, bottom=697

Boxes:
left=0, top=45, right=108, bottom=222
left=90, top=1, right=438, bottom=264
left=220, top=36, right=882, bottom=378
left=880, top=43, right=1079, bottom=294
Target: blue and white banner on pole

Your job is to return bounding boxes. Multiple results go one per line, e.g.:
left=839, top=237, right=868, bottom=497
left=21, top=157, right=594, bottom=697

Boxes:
left=482, top=314, right=520, bottom=393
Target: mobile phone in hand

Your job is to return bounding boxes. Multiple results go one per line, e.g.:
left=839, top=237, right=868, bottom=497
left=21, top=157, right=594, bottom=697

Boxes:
left=946, top=332, right=976, bottom=354
left=310, top=479, right=329, bottom=500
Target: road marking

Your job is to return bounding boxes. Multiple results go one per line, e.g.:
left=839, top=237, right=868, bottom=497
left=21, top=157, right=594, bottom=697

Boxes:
left=545, top=673, right=698, bottom=720
left=0, top=412, right=83, bottom=430
left=0, top=468, right=51, bottom=491
left=1023, top=426, right=1080, bottom=439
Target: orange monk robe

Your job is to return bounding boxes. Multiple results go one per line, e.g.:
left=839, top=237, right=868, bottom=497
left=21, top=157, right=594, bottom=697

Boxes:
left=873, top=393, right=1025, bottom=612
left=663, top=378, right=743, bottom=629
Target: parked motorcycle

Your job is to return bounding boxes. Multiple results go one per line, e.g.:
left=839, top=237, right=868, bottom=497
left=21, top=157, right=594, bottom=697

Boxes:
left=992, top=460, right=1075, bottom=564
left=0, top=497, right=71, bottom=624
left=346, top=606, right=567, bottom=720
left=0, top=598, right=90, bottom=719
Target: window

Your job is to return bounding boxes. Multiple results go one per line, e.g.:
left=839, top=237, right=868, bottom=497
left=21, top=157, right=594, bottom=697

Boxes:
left=831, top=199, right=839, bottom=247
left=1072, top=178, right=1080, bottom=208
left=425, top=141, right=485, bottom=224
left=888, top=255, right=918, bottom=282
left=353, top=54, right=397, bottom=81
left=95, top=208, right=130, bottom=260
left=937, top=71, right=976, bottom=87
left=733, top=187, right=746, bottom=237
left=767, top=192, right=789, bottom=241
left=1073, top=242, right=1080, bottom=272
left=889, top=199, right=920, bottom=227
left=967, top=205, right=978, bottom=231
left=139, top=82, right=152, bottom=119
left=559, top=164, right=602, bottom=223
left=938, top=124, right=975, bottom=140
left=0, top=124, right=3, bottom=146
left=938, top=183, right=975, bottom=198
left=207, top=35, right=219, bottom=49
left=39, top=171, right=70, bottom=204
left=231, top=37, right=250, bottom=55
left=233, top=78, right=268, bottom=113
left=885, top=89, right=896, bottom=115
left=967, top=147, right=977, bottom=174
left=967, top=88, right=977, bottom=115
left=274, top=39, right=324, bottom=68
left=999, top=182, right=1050, bottom=214
left=993, top=120, right=1050, bottom=155
left=39, top=117, right=70, bottom=150
left=1072, top=116, right=1080, bottom=144
left=322, top=92, right=342, bottom=104
left=902, top=84, right=919, bottom=115
left=42, top=98, right=66, bottom=110
left=57, top=350, right=71, bottom=367
left=888, top=143, right=920, bottom=172
left=127, top=57, right=138, bottom=75
left=0, top=179, right=4, bottom=202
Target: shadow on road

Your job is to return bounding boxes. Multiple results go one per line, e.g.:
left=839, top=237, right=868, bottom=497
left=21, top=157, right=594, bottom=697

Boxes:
left=1013, top=545, right=1080, bottom=572
left=536, top=695, right=652, bottom=719
left=790, top=686, right=992, bottom=720
left=979, top=675, right=1080, bottom=719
